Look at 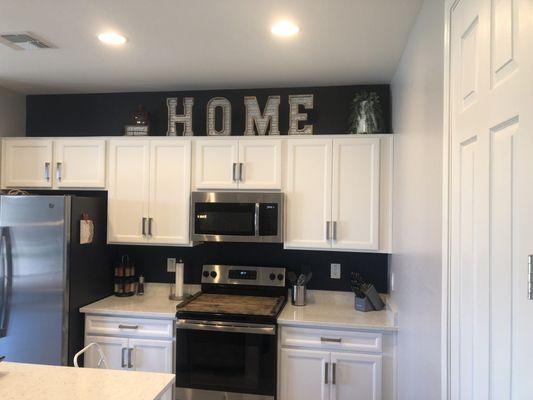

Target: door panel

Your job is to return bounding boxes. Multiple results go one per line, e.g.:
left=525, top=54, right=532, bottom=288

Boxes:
left=279, top=348, right=329, bottom=400
left=285, top=139, right=332, bottom=249
left=84, top=335, right=128, bottom=370
left=54, top=139, right=106, bottom=188
left=332, top=138, right=380, bottom=250
left=107, top=140, right=150, bottom=243
left=148, top=140, right=191, bottom=245
left=194, top=139, right=239, bottom=189
left=330, top=352, right=382, bottom=400
left=2, top=139, right=53, bottom=188
left=238, top=139, right=282, bottom=189
left=129, top=338, right=173, bottom=373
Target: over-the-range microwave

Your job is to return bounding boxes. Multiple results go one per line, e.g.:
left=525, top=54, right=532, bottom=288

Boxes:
left=190, top=191, right=284, bottom=243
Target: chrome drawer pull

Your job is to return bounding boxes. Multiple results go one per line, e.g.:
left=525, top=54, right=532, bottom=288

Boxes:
left=118, top=324, right=139, bottom=330
left=320, top=337, right=342, bottom=343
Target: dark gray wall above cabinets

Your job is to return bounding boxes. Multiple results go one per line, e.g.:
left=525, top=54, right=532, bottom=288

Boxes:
left=25, top=85, right=391, bottom=136
left=110, top=243, right=389, bottom=293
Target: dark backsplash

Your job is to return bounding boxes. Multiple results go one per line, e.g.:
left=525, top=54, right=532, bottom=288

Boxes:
left=110, top=243, right=389, bottom=293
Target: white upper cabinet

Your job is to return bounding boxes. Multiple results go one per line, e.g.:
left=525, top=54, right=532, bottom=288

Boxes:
left=53, top=139, right=106, bottom=188
left=193, top=138, right=282, bottom=190
left=285, top=137, right=383, bottom=252
left=107, top=138, right=191, bottom=246
left=194, top=139, right=239, bottom=189
left=285, top=138, right=332, bottom=249
left=2, top=139, right=53, bottom=188
left=148, top=140, right=191, bottom=245
left=107, top=139, right=150, bottom=244
left=238, top=139, right=282, bottom=189
left=331, top=138, right=380, bottom=251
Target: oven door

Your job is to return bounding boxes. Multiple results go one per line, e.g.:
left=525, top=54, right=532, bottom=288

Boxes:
left=176, top=319, right=277, bottom=399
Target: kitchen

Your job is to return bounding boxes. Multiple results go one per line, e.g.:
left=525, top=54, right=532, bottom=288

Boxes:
left=1, top=1, right=532, bottom=400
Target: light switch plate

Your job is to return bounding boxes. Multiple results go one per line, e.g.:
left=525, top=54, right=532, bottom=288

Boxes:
left=330, top=263, right=341, bottom=279
left=167, top=258, right=177, bottom=272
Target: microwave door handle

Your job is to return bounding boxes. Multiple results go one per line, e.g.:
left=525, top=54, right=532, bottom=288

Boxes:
left=254, top=203, right=260, bottom=236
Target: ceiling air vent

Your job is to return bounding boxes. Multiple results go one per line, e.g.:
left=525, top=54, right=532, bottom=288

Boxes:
left=0, top=32, right=54, bottom=50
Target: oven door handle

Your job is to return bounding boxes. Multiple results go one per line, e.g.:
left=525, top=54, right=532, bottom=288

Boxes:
left=177, top=319, right=276, bottom=335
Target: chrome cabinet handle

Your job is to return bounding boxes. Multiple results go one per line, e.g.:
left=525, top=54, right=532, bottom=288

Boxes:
left=56, top=162, right=62, bottom=181
left=321, top=337, right=342, bottom=343
left=142, top=218, right=147, bottom=236
left=332, top=362, right=336, bottom=385
left=127, top=348, right=133, bottom=369
left=238, top=163, right=244, bottom=182
left=148, top=218, right=153, bottom=236
left=44, top=162, right=50, bottom=181
left=326, top=221, right=331, bottom=240
left=325, top=362, right=329, bottom=384
left=332, top=221, right=337, bottom=241
left=232, top=163, right=237, bottom=182
left=121, top=347, right=127, bottom=368
left=118, top=324, right=138, bottom=330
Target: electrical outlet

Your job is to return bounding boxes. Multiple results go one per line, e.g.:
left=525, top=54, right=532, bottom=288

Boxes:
left=167, top=258, right=176, bottom=272
left=330, top=263, right=341, bottom=279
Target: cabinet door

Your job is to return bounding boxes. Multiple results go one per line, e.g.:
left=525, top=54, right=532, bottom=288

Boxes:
left=107, top=139, right=150, bottom=243
left=285, top=139, right=332, bottom=249
left=2, top=139, right=53, bottom=188
left=148, top=139, right=191, bottom=245
left=279, top=348, right=330, bottom=400
left=194, top=139, right=239, bottom=189
left=84, top=335, right=129, bottom=370
left=330, top=352, right=382, bottom=400
left=331, top=138, right=380, bottom=250
left=238, top=139, right=282, bottom=189
left=54, top=139, right=106, bottom=188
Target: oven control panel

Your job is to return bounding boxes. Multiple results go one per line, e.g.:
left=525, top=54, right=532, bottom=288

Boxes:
left=201, top=265, right=286, bottom=287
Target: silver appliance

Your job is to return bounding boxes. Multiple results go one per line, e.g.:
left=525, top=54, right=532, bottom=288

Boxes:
left=0, top=195, right=110, bottom=366
left=190, top=191, right=283, bottom=243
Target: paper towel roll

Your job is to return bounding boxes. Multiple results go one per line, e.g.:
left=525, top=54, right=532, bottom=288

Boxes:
left=175, top=260, right=184, bottom=298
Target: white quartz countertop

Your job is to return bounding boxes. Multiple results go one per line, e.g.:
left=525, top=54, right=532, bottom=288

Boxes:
left=0, top=362, right=174, bottom=400
left=278, top=290, right=398, bottom=331
left=80, top=283, right=199, bottom=318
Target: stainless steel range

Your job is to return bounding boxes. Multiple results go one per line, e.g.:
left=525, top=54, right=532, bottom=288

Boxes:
left=175, top=265, right=287, bottom=400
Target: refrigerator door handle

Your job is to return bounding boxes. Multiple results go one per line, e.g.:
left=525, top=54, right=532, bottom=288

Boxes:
left=0, top=228, right=12, bottom=338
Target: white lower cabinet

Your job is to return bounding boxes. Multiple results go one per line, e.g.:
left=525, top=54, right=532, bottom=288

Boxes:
left=279, top=327, right=384, bottom=400
left=84, top=315, right=174, bottom=400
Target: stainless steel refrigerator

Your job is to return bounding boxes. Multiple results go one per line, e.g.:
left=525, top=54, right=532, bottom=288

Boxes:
left=0, top=195, right=111, bottom=366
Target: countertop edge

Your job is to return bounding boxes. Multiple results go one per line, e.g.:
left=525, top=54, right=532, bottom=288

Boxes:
left=79, top=306, right=177, bottom=319
left=277, top=318, right=398, bottom=332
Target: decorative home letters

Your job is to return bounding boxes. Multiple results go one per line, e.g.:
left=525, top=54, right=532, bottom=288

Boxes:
left=207, top=97, right=232, bottom=136
left=167, top=97, right=194, bottom=136
left=288, top=94, right=314, bottom=135
left=243, top=96, right=281, bottom=136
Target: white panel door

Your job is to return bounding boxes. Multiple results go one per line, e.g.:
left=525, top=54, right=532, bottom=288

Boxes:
left=148, top=139, right=191, bottom=245
left=128, top=338, right=173, bottom=373
left=447, top=0, right=533, bottom=397
left=53, top=139, right=106, bottom=188
left=107, top=139, right=150, bottom=244
left=238, top=139, right=282, bottom=189
left=285, top=139, right=332, bottom=249
left=194, top=139, right=239, bottom=189
left=2, top=139, right=53, bottom=188
left=332, top=138, right=380, bottom=251
left=279, top=348, right=330, bottom=400
left=330, top=352, right=382, bottom=400
left=84, top=335, right=128, bottom=370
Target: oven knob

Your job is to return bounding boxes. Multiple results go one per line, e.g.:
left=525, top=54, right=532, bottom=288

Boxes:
left=277, top=274, right=284, bottom=281
left=202, top=271, right=209, bottom=278
left=269, top=273, right=276, bottom=281
left=210, top=271, right=217, bottom=278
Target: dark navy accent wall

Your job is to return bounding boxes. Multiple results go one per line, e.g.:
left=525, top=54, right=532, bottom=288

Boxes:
left=111, top=243, right=389, bottom=293
left=26, top=85, right=391, bottom=136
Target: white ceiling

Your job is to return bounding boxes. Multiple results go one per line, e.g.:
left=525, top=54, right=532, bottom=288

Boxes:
left=0, top=0, right=423, bottom=95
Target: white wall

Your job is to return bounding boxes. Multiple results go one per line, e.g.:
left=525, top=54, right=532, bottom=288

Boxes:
left=0, top=85, right=25, bottom=137
left=390, top=0, right=444, bottom=399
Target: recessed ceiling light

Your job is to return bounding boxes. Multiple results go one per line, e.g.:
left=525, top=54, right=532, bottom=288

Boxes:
left=271, top=21, right=300, bottom=37
left=97, top=32, right=127, bottom=45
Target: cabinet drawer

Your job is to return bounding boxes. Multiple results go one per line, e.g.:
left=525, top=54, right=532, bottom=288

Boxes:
left=280, top=326, right=382, bottom=353
left=85, top=315, right=174, bottom=339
